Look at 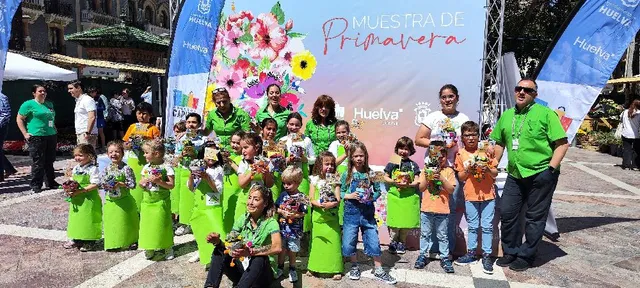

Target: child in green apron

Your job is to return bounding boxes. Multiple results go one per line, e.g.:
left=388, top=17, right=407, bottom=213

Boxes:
left=382, top=137, right=421, bottom=255
left=222, top=131, right=244, bottom=234
left=328, top=120, right=351, bottom=226
left=187, top=145, right=225, bottom=266
left=307, top=152, right=343, bottom=280
left=176, top=113, right=206, bottom=236
left=138, top=139, right=175, bottom=260
left=63, top=144, right=102, bottom=252
left=279, top=113, right=315, bottom=234
left=102, top=141, right=139, bottom=251
left=169, top=121, right=187, bottom=227
left=261, top=118, right=284, bottom=202
left=237, top=133, right=275, bottom=220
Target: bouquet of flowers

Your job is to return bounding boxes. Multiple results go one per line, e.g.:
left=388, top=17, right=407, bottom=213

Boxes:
left=251, top=156, right=270, bottom=174
left=338, top=132, right=358, bottom=146
left=392, top=169, right=413, bottom=185
left=356, top=181, right=374, bottom=204
left=318, top=182, right=338, bottom=204
left=325, top=172, right=340, bottom=186
left=179, top=139, right=195, bottom=166
left=127, top=135, right=145, bottom=160
left=279, top=195, right=309, bottom=224
left=288, top=132, right=304, bottom=142
left=60, top=165, right=78, bottom=202
left=264, top=140, right=286, bottom=173
left=102, top=163, right=124, bottom=197
left=441, top=118, right=457, bottom=148
left=223, top=231, right=252, bottom=267
left=425, top=142, right=445, bottom=168
left=423, top=167, right=443, bottom=200
left=368, top=170, right=386, bottom=183
left=189, top=159, right=207, bottom=189
left=164, top=137, right=176, bottom=154
left=288, top=145, right=304, bottom=164
left=143, top=166, right=164, bottom=190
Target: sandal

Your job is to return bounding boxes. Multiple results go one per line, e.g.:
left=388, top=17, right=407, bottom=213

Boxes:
left=63, top=240, right=79, bottom=249
left=332, top=274, right=342, bottom=280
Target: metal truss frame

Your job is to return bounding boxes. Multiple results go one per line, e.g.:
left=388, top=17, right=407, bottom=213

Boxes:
left=480, top=0, right=506, bottom=131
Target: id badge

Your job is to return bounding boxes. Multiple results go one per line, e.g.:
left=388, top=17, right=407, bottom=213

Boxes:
left=205, top=192, right=220, bottom=206
left=512, top=139, right=519, bottom=151
left=48, top=120, right=54, bottom=127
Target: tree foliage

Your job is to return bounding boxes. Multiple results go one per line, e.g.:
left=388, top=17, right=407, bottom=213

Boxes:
left=502, top=0, right=582, bottom=76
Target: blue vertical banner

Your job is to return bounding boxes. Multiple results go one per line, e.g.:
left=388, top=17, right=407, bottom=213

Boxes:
left=165, top=0, right=225, bottom=136
left=0, top=0, right=22, bottom=90
left=535, top=0, right=640, bottom=142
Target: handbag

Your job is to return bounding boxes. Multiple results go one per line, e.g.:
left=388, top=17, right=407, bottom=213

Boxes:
left=614, top=112, right=624, bottom=140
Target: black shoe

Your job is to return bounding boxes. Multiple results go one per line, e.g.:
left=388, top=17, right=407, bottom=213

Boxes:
left=508, top=257, right=530, bottom=272
left=543, top=231, right=560, bottom=242
left=496, top=254, right=517, bottom=267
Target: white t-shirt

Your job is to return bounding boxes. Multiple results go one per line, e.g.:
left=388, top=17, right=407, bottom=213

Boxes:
left=186, top=166, right=224, bottom=191
left=141, top=163, right=175, bottom=192
left=74, top=94, right=98, bottom=135
left=620, top=110, right=640, bottom=139
left=72, top=163, right=101, bottom=184
left=238, top=159, right=265, bottom=188
left=279, top=134, right=316, bottom=164
left=421, top=110, right=469, bottom=167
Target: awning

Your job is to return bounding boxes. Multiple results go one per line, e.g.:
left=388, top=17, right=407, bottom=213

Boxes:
left=10, top=50, right=165, bottom=74
left=607, top=77, right=640, bottom=84
left=4, top=52, right=77, bottom=81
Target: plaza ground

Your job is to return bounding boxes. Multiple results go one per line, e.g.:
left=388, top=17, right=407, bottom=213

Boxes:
left=1, top=147, right=639, bottom=287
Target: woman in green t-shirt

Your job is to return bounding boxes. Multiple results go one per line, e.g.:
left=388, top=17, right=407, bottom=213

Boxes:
left=305, top=95, right=338, bottom=161
left=204, top=184, right=282, bottom=288
left=16, top=85, right=58, bottom=193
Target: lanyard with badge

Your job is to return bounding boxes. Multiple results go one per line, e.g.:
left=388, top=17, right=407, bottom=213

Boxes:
left=511, top=110, right=528, bottom=151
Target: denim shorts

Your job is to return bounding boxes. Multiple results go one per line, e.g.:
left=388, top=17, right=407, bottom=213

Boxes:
left=282, top=236, right=301, bottom=252
left=341, top=200, right=381, bottom=257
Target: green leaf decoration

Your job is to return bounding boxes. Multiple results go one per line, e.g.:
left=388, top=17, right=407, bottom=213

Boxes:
left=237, top=33, right=253, bottom=44
left=242, top=21, right=250, bottom=33
left=258, top=56, right=271, bottom=72
left=287, top=32, right=306, bottom=38
left=271, top=2, right=285, bottom=25
left=283, top=74, right=290, bottom=91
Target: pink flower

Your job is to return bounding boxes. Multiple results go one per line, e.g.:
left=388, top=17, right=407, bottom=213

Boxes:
left=221, top=27, right=244, bottom=59
left=216, top=68, right=246, bottom=100
left=238, top=100, right=260, bottom=118
left=271, top=38, right=304, bottom=73
left=285, top=19, right=293, bottom=31
left=249, top=13, right=288, bottom=61
left=280, top=93, right=300, bottom=111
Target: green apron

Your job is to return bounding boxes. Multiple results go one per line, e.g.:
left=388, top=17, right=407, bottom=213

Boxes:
left=190, top=179, right=225, bottom=267
left=222, top=155, right=241, bottom=234
left=178, top=165, right=194, bottom=225
left=139, top=177, right=174, bottom=250
left=127, top=153, right=146, bottom=212
left=271, top=171, right=282, bottom=202
left=386, top=170, right=420, bottom=229
left=170, top=166, right=183, bottom=215
left=235, top=173, right=263, bottom=220
left=67, top=174, right=102, bottom=240
left=103, top=173, right=139, bottom=249
left=337, top=145, right=347, bottom=226
left=307, top=180, right=343, bottom=274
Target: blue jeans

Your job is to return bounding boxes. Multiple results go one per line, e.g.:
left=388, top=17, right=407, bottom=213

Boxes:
left=420, top=212, right=449, bottom=259
left=430, top=174, right=463, bottom=254
left=342, top=200, right=381, bottom=257
left=465, top=200, right=495, bottom=254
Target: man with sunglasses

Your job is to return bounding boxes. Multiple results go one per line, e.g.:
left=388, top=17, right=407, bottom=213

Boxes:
left=489, top=78, right=569, bottom=271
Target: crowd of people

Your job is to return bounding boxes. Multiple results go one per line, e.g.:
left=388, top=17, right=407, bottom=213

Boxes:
left=3, top=79, right=579, bottom=287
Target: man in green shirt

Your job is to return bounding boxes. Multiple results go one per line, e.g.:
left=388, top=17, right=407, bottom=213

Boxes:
left=489, top=78, right=569, bottom=272
left=204, top=88, right=252, bottom=149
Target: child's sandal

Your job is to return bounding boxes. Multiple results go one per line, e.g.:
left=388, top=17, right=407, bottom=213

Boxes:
left=332, top=274, right=342, bottom=280
left=63, top=240, right=79, bottom=249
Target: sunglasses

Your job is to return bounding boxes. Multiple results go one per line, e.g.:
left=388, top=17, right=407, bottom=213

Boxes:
left=214, top=87, right=227, bottom=92
left=515, top=86, right=537, bottom=94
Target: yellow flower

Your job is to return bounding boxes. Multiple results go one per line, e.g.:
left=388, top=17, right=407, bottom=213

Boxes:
left=291, top=50, right=317, bottom=80
left=204, top=83, right=217, bottom=114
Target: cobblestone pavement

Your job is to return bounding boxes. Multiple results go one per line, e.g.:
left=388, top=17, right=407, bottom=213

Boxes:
left=0, top=148, right=639, bottom=288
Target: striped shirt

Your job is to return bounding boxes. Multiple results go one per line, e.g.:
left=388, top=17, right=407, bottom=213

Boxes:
left=0, top=93, right=11, bottom=127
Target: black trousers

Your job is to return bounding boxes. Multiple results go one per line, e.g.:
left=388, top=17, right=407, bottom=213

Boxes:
left=621, top=136, right=640, bottom=169
left=28, top=135, right=57, bottom=190
left=501, top=169, right=558, bottom=263
left=0, top=124, right=17, bottom=180
left=204, top=244, right=273, bottom=288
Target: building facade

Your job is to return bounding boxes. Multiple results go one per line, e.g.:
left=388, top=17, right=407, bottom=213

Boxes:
left=18, top=0, right=170, bottom=58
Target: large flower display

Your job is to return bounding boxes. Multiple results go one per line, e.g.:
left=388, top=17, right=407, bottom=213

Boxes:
left=205, top=2, right=317, bottom=118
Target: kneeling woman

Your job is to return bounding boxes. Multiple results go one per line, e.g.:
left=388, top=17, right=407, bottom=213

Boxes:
left=204, top=184, right=282, bottom=288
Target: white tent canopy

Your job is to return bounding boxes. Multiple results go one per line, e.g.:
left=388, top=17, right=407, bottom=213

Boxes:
left=4, top=52, right=77, bottom=81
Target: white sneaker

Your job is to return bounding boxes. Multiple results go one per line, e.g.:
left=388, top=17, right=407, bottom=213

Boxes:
left=275, top=268, right=284, bottom=279
left=288, top=269, right=298, bottom=282
left=165, top=248, right=175, bottom=260
left=188, top=253, right=200, bottom=263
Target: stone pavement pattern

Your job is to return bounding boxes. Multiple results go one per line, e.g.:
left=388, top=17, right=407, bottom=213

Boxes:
left=0, top=148, right=639, bottom=288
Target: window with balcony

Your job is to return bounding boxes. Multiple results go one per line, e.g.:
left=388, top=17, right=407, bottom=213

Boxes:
left=49, top=27, right=64, bottom=54
left=144, top=6, right=154, bottom=25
